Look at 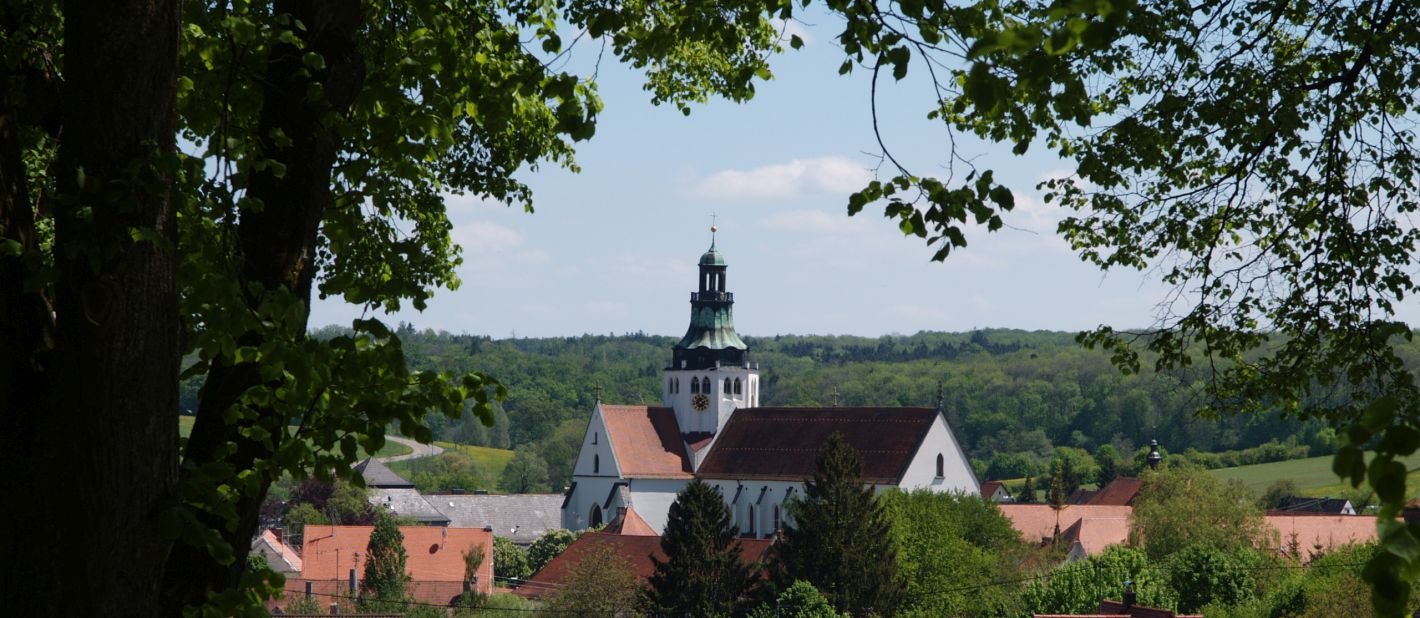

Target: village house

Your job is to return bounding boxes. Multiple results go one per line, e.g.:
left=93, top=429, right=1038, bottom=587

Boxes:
left=276, top=524, right=493, bottom=608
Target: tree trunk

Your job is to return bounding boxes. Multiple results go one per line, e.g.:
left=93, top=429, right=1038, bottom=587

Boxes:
left=164, top=0, right=365, bottom=609
left=0, top=0, right=181, bottom=614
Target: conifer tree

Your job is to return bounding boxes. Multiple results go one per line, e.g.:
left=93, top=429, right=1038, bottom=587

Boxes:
left=775, top=432, right=903, bottom=616
left=645, top=479, right=758, bottom=616
left=361, top=515, right=409, bottom=610
left=1021, top=475, right=1037, bottom=504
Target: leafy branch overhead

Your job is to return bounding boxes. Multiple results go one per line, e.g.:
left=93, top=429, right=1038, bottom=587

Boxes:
left=818, top=0, right=1420, bottom=612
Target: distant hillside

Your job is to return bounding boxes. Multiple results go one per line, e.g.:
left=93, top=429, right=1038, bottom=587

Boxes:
left=342, top=327, right=1414, bottom=491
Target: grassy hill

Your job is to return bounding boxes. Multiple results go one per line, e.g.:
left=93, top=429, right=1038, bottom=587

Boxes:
left=177, top=415, right=412, bottom=458
left=1211, top=451, right=1420, bottom=499
left=435, top=442, right=516, bottom=479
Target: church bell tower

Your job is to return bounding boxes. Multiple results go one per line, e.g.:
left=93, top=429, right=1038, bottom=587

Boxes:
left=663, top=226, right=759, bottom=441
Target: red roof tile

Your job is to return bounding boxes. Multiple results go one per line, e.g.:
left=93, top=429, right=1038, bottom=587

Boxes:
left=999, top=504, right=1132, bottom=556
left=1265, top=513, right=1377, bottom=554
left=517, top=532, right=773, bottom=599
left=603, top=507, right=658, bottom=536
left=300, top=525, right=493, bottom=599
left=1100, top=599, right=1201, bottom=618
left=696, top=407, right=939, bottom=483
left=1084, top=477, right=1143, bottom=506
left=601, top=405, right=693, bottom=479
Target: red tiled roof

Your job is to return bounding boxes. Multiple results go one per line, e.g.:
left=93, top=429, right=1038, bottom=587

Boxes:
left=603, top=507, right=658, bottom=536
left=1100, top=599, right=1201, bottom=618
left=1084, top=477, right=1143, bottom=506
left=601, top=405, right=694, bottom=479
left=300, top=525, right=493, bottom=598
left=516, top=532, right=773, bottom=599
left=1265, top=513, right=1377, bottom=554
left=696, top=407, right=939, bottom=483
left=258, top=529, right=303, bottom=572
left=999, top=504, right=1132, bottom=556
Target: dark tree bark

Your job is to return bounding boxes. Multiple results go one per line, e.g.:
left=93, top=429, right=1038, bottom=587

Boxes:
left=0, top=0, right=182, bottom=614
left=164, top=0, right=366, bottom=608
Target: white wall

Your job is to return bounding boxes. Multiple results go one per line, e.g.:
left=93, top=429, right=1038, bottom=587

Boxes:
left=897, top=414, right=980, bottom=494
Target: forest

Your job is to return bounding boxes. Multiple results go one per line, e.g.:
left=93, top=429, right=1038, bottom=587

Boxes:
left=197, top=326, right=1417, bottom=492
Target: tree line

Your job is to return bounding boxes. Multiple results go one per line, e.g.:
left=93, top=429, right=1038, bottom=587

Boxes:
left=301, top=327, right=1413, bottom=491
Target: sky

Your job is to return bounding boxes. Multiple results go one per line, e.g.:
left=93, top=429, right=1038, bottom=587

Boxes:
left=310, top=13, right=1180, bottom=339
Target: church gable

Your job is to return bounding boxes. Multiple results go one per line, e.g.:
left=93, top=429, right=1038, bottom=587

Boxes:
left=598, top=405, right=693, bottom=479
left=573, top=405, right=621, bottom=478
left=695, top=407, right=940, bottom=484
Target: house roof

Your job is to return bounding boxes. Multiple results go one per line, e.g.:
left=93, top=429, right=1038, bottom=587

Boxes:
left=354, top=457, right=415, bottom=488
left=301, top=525, right=493, bottom=587
left=255, top=529, right=303, bottom=572
left=1265, top=513, right=1377, bottom=554
left=1080, top=477, right=1143, bottom=506
left=981, top=481, right=1009, bottom=499
left=369, top=488, right=451, bottom=524
left=998, top=504, right=1133, bottom=556
left=1099, top=599, right=1202, bottom=618
left=696, top=407, right=940, bottom=483
left=603, top=507, right=658, bottom=536
left=430, top=493, right=564, bottom=545
left=600, top=405, right=694, bottom=479
left=1273, top=496, right=1352, bottom=514
left=516, top=532, right=774, bottom=599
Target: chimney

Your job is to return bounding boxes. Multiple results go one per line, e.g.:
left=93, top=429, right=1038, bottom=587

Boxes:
left=1122, top=580, right=1136, bottom=611
left=1146, top=440, right=1163, bottom=470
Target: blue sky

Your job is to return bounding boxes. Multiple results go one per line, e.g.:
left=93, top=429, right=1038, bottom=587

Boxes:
left=311, top=15, right=1178, bottom=338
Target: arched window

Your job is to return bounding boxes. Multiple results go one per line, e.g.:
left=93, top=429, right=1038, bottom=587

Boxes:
left=724, top=377, right=732, bottom=394
left=667, top=377, right=673, bottom=393
left=773, top=505, right=781, bottom=531
left=691, top=378, right=699, bottom=394
left=701, top=376, right=710, bottom=392
left=590, top=504, right=603, bottom=527
left=734, top=378, right=742, bottom=395
left=594, top=454, right=600, bottom=474
left=936, top=453, right=945, bottom=478
left=748, top=504, right=758, bottom=537
left=593, top=432, right=598, bottom=445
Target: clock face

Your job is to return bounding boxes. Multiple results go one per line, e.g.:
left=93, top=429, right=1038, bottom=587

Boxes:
left=692, top=393, right=710, bottom=411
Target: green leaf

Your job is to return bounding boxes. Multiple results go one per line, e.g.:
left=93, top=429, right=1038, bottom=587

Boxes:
left=301, top=52, right=325, bottom=71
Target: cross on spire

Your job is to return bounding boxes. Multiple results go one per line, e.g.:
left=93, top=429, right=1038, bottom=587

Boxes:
left=830, top=387, right=840, bottom=407
left=710, top=212, right=718, bottom=246
left=593, top=384, right=602, bottom=403
left=936, top=380, right=944, bottom=411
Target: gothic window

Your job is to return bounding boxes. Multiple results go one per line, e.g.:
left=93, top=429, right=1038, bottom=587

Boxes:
left=701, top=376, right=710, bottom=392
left=691, top=378, right=699, bottom=394
left=667, top=377, right=673, bottom=393
left=936, top=453, right=945, bottom=478
left=748, top=504, right=758, bottom=537
left=773, top=505, right=781, bottom=531
left=590, top=505, right=603, bottom=527
left=594, top=454, right=600, bottom=474
left=724, top=377, right=732, bottom=394
left=734, top=378, right=742, bottom=395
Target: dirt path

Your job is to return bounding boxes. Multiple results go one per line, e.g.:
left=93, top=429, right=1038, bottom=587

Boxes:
left=378, top=435, right=445, bottom=462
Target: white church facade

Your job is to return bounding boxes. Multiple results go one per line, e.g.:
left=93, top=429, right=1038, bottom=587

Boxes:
left=561, top=238, right=979, bottom=535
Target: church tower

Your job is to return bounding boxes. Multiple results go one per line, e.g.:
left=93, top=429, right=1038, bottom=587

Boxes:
left=663, top=230, right=759, bottom=444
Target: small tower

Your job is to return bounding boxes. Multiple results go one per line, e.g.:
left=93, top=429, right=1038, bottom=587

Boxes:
left=663, top=227, right=759, bottom=440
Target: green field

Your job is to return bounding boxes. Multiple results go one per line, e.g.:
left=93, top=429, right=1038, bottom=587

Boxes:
left=176, top=416, right=411, bottom=458
left=435, top=442, right=516, bottom=479
left=1211, top=451, right=1420, bottom=498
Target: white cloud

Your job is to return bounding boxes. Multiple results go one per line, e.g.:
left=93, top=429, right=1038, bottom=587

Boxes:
left=759, top=209, right=862, bottom=235
left=691, top=156, right=871, bottom=199
left=453, top=221, right=524, bottom=254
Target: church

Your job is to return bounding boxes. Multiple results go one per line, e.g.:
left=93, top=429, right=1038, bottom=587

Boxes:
left=560, top=236, right=980, bottom=535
